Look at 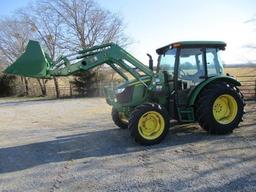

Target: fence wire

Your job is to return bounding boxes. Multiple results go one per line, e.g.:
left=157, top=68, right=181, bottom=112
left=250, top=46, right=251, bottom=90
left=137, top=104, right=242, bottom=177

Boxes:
left=236, top=75, right=256, bottom=100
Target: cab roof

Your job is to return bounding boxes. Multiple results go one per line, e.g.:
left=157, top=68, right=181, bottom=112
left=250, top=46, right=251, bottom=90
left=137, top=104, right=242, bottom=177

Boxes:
left=156, top=41, right=226, bottom=55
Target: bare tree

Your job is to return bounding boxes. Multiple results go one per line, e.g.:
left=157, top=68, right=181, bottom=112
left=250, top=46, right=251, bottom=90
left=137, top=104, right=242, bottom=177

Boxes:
left=0, top=18, right=35, bottom=96
left=0, top=51, right=6, bottom=69
left=1, top=0, right=129, bottom=97
left=43, top=0, right=129, bottom=96
left=17, top=2, right=66, bottom=98
left=44, top=0, right=128, bottom=50
left=0, top=18, right=31, bottom=63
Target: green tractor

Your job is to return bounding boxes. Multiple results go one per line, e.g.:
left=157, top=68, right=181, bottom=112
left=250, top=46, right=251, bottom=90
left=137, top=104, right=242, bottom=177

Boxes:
left=5, top=40, right=245, bottom=145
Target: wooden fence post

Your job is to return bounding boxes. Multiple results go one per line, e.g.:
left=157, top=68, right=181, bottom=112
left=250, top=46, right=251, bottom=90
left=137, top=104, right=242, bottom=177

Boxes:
left=69, top=81, right=73, bottom=97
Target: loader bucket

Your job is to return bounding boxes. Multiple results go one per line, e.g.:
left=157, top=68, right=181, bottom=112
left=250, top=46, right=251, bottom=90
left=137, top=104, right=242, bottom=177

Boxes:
left=4, top=40, right=52, bottom=78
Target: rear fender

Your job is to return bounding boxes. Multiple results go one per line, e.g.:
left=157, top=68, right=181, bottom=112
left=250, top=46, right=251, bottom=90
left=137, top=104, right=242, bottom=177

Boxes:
left=187, top=76, right=241, bottom=106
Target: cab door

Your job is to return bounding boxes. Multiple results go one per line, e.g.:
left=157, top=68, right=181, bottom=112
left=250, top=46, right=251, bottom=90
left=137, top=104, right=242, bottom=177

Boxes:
left=175, top=48, right=206, bottom=121
left=157, top=48, right=177, bottom=119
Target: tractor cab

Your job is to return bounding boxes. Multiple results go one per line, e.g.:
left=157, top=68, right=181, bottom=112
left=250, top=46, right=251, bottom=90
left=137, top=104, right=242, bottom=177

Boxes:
left=157, top=41, right=225, bottom=79
left=156, top=41, right=227, bottom=121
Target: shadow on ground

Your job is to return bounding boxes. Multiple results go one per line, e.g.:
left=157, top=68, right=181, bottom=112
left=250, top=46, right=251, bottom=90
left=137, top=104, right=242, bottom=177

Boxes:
left=0, top=101, right=255, bottom=175
left=1, top=121, right=255, bottom=174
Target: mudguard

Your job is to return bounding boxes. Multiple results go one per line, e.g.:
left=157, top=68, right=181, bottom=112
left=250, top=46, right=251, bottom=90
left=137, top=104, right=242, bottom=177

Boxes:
left=187, top=76, right=241, bottom=106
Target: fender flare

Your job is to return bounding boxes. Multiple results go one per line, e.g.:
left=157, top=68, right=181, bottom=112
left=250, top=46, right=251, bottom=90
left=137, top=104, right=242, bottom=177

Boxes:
left=187, top=76, right=241, bottom=106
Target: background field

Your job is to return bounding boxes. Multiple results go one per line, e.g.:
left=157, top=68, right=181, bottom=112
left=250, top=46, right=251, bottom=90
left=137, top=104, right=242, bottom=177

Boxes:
left=225, top=67, right=256, bottom=100
left=225, top=67, right=256, bottom=77
left=10, top=66, right=256, bottom=99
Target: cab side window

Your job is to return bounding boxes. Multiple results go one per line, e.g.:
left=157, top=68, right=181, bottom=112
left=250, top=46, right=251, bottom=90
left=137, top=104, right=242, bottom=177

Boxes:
left=206, top=48, right=224, bottom=76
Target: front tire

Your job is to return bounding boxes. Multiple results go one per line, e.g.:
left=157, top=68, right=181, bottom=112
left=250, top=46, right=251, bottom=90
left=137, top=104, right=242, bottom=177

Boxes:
left=112, top=108, right=128, bottom=129
left=196, top=83, right=244, bottom=134
left=129, top=103, right=169, bottom=145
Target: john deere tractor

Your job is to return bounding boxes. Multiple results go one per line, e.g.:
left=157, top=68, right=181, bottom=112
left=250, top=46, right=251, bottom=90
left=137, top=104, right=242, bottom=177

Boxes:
left=5, top=40, right=245, bottom=145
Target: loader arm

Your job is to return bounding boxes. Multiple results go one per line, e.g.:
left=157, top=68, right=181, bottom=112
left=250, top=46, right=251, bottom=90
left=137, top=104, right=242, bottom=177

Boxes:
left=5, top=41, right=154, bottom=84
left=50, top=43, right=154, bottom=82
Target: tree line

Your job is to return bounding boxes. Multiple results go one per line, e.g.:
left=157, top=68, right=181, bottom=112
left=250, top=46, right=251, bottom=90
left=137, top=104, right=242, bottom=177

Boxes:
left=0, top=0, right=128, bottom=97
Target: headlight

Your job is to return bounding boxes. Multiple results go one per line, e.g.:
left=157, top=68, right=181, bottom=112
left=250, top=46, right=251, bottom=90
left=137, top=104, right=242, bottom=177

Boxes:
left=115, top=87, right=125, bottom=94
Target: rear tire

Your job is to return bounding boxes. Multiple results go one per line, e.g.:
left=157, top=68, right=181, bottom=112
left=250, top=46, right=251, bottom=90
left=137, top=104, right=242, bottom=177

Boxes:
left=129, top=103, right=169, bottom=145
left=112, top=108, right=128, bottom=129
left=196, top=83, right=244, bottom=134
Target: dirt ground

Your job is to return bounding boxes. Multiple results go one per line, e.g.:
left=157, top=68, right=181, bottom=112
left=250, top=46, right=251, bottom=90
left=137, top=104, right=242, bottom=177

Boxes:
left=0, top=97, right=255, bottom=192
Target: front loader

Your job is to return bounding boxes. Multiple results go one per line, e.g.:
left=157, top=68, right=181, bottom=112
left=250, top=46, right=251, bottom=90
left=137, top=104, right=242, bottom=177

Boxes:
left=5, top=40, right=245, bottom=145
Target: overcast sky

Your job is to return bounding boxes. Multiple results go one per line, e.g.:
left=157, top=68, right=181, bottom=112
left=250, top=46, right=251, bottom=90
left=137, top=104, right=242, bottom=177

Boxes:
left=1, top=0, right=256, bottom=64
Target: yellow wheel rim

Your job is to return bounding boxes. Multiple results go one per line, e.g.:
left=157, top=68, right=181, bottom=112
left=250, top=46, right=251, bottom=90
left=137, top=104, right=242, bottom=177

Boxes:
left=119, top=112, right=128, bottom=124
left=212, top=94, right=238, bottom=125
left=138, top=111, right=165, bottom=140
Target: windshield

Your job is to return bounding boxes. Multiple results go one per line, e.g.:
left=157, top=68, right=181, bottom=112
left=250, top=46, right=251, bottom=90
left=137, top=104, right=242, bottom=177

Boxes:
left=206, top=48, right=224, bottom=76
left=158, top=48, right=176, bottom=75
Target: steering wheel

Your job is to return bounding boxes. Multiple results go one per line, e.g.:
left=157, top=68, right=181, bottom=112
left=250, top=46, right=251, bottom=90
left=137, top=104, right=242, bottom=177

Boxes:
left=178, top=69, right=186, bottom=77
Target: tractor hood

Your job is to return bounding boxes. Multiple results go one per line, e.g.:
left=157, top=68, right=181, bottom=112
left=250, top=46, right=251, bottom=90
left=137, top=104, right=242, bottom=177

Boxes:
left=116, top=76, right=151, bottom=90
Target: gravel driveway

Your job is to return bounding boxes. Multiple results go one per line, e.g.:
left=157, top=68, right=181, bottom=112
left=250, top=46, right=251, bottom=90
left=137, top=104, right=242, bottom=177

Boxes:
left=0, top=98, right=255, bottom=192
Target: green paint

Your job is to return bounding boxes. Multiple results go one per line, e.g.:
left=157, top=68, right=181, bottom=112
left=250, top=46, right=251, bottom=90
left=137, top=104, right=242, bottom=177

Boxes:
left=187, top=76, right=241, bottom=106
left=177, top=107, right=195, bottom=122
left=4, top=40, right=242, bottom=125
left=4, top=40, right=52, bottom=78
